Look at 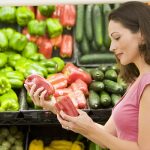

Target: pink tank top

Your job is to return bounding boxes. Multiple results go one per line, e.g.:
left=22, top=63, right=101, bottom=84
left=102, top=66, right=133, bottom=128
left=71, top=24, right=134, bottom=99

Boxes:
left=112, top=73, right=150, bottom=142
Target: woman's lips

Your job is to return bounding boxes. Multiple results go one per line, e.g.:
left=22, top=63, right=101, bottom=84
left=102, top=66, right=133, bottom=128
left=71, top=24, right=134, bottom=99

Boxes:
left=116, top=53, right=123, bottom=59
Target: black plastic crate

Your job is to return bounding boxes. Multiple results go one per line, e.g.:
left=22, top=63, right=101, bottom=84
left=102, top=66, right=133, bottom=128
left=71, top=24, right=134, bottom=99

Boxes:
left=21, top=110, right=59, bottom=125
left=89, top=108, right=112, bottom=123
left=27, top=125, right=89, bottom=150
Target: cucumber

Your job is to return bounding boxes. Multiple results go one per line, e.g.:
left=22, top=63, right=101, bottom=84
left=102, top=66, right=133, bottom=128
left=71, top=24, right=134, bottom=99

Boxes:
left=88, top=90, right=101, bottom=109
left=90, top=40, right=99, bottom=52
left=93, top=5, right=103, bottom=48
left=80, top=35, right=90, bottom=54
left=79, top=53, right=116, bottom=64
left=75, top=5, right=85, bottom=43
left=98, top=64, right=109, bottom=73
left=107, top=64, right=119, bottom=74
left=103, top=79, right=124, bottom=94
left=105, top=69, right=118, bottom=81
left=103, top=4, right=112, bottom=49
left=100, top=91, right=111, bottom=107
left=91, top=69, right=104, bottom=81
left=85, top=4, right=93, bottom=41
left=117, top=76, right=128, bottom=92
left=19, top=87, right=28, bottom=110
left=111, top=94, right=121, bottom=106
left=89, top=81, right=104, bottom=92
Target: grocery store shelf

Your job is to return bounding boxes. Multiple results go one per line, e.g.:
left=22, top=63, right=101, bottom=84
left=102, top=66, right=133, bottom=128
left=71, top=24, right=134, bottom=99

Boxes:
left=0, top=0, right=150, bottom=6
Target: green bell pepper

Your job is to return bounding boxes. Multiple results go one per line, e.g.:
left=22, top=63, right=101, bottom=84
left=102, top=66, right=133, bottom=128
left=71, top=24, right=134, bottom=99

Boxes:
left=46, top=18, right=63, bottom=38
left=2, top=28, right=16, bottom=41
left=5, top=71, right=24, bottom=89
left=51, top=57, right=65, bottom=72
left=0, top=6, right=16, bottom=23
left=28, top=20, right=46, bottom=36
left=0, top=53, right=7, bottom=68
left=38, top=5, right=55, bottom=17
left=0, top=76, right=11, bottom=95
left=0, top=30, right=8, bottom=50
left=24, top=62, right=48, bottom=78
left=0, top=89, right=19, bottom=111
left=22, top=42, right=38, bottom=58
left=0, top=67, right=13, bottom=73
left=16, top=6, right=35, bottom=26
left=9, top=32, right=28, bottom=52
left=40, top=59, right=57, bottom=74
left=8, top=53, right=22, bottom=67
left=29, top=53, right=46, bottom=61
left=15, top=57, right=32, bottom=75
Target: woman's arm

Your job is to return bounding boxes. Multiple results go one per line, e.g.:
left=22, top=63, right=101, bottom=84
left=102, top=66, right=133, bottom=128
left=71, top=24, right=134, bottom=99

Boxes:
left=85, top=85, right=150, bottom=150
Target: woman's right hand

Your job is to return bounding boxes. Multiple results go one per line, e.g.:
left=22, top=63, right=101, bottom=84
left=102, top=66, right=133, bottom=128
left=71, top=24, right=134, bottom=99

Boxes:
left=24, top=83, right=56, bottom=114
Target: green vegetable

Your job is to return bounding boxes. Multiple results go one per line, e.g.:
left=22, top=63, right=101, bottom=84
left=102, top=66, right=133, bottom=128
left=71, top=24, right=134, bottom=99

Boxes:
left=100, top=90, right=112, bottom=107
left=80, top=35, right=90, bottom=54
left=24, top=62, right=48, bottom=78
left=16, top=6, right=35, bottom=26
left=22, top=42, right=38, bottom=58
left=0, top=89, right=19, bottom=111
left=51, top=57, right=65, bottom=72
left=46, top=18, right=63, bottom=38
left=0, top=53, right=7, bottom=68
left=5, top=71, right=24, bottom=88
left=9, top=32, right=28, bottom=51
left=79, top=53, right=116, bottom=64
left=28, top=20, right=46, bottom=36
left=103, top=79, right=124, bottom=94
left=105, top=69, right=118, bottom=81
left=38, top=5, right=55, bottom=17
left=29, top=53, right=46, bottom=61
left=88, top=90, right=101, bottom=109
left=0, top=76, right=11, bottom=95
left=2, top=28, right=16, bottom=41
left=8, top=53, right=22, bottom=67
left=0, top=30, right=8, bottom=50
left=111, top=94, right=121, bottom=106
left=89, top=81, right=104, bottom=92
left=75, top=5, right=85, bottom=42
left=0, top=6, right=16, bottom=23
left=91, top=69, right=104, bottom=81
left=85, top=4, right=93, bottom=41
left=93, top=5, right=103, bottom=47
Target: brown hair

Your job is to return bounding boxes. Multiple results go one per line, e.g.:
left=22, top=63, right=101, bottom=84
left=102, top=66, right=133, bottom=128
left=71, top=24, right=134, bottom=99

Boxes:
left=109, top=1, right=150, bottom=83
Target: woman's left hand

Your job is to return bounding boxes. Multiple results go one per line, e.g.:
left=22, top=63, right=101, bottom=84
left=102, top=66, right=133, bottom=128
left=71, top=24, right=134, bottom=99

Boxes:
left=57, top=109, right=94, bottom=135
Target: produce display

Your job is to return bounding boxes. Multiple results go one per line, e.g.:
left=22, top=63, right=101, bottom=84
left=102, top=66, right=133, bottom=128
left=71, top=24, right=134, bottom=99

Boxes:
left=0, top=126, right=24, bottom=150
left=0, top=3, right=128, bottom=150
left=75, top=4, right=120, bottom=66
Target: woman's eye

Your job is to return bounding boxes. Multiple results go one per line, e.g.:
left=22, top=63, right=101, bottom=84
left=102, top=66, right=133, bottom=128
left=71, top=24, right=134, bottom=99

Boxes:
left=115, top=37, right=120, bottom=40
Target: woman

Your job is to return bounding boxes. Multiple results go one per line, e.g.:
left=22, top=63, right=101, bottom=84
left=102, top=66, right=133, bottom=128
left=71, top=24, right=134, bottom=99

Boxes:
left=25, top=1, right=150, bottom=149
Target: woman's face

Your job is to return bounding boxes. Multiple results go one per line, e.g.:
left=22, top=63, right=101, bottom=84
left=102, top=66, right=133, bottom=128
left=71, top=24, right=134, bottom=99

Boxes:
left=108, top=20, right=142, bottom=65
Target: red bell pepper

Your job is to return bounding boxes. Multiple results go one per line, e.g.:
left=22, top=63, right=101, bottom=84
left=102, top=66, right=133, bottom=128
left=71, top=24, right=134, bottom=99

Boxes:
left=50, top=34, right=62, bottom=49
left=60, top=5, right=76, bottom=28
left=54, top=88, right=72, bottom=97
left=60, top=35, right=73, bottom=58
left=38, top=38, right=53, bottom=59
left=25, top=74, right=55, bottom=100
left=71, top=79, right=89, bottom=96
left=47, top=73, right=68, bottom=89
left=55, top=95, right=79, bottom=116
left=72, top=89, right=87, bottom=109
left=51, top=5, right=64, bottom=20
left=36, top=9, right=46, bottom=20
left=22, top=27, right=38, bottom=43
left=62, top=63, right=92, bottom=84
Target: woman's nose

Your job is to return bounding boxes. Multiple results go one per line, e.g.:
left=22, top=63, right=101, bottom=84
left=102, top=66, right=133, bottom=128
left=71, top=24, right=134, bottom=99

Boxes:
left=109, top=42, right=116, bottom=52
